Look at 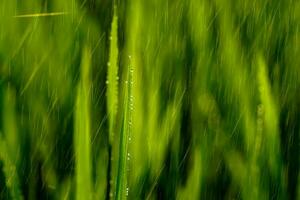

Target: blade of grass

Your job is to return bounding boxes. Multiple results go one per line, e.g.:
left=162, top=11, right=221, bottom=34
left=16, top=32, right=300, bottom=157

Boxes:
left=107, top=5, right=119, bottom=145
left=116, top=57, right=133, bottom=200
left=0, top=86, right=23, bottom=200
left=106, top=5, right=119, bottom=199
left=0, top=139, right=23, bottom=200
left=256, top=54, right=286, bottom=198
left=74, top=46, right=92, bottom=200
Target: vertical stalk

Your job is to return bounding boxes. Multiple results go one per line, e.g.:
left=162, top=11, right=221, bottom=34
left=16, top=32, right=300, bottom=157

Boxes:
left=106, top=4, right=119, bottom=199
left=116, top=57, right=133, bottom=200
left=74, top=47, right=92, bottom=200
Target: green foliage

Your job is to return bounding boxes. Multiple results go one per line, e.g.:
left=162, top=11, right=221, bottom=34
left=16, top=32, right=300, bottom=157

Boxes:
left=0, top=0, right=299, bottom=199
left=0, top=87, right=23, bottom=200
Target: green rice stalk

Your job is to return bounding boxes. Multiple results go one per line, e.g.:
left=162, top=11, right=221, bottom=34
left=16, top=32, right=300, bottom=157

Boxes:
left=106, top=4, right=119, bottom=199
left=74, top=46, right=93, bottom=200
left=107, top=4, right=119, bottom=146
left=116, top=57, right=133, bottom=200
left=0, top=87, right=23, bottom=200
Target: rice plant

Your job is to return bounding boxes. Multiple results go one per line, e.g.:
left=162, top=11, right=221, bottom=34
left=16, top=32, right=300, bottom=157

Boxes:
left=74, top=46, right=92, bottom=200
left=116, top=57, right=133, bottom=200
left=106, top=5, right=119, bottom=199
left=0, top=0, right=299, bottom=199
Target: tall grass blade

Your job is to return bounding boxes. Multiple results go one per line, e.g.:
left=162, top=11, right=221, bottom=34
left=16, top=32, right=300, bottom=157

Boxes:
left=0, top=87, right=23, bottom=200
left=74, top=46, right=93, bottom=200
left=106, top=5, right=119, bottom=199
left=107, top=5, right=119, bottom=145
left=116, top=57, right=133, bottom=200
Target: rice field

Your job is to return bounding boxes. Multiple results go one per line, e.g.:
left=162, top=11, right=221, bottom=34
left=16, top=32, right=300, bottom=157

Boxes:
left=0, top=0, right=299, bottom=199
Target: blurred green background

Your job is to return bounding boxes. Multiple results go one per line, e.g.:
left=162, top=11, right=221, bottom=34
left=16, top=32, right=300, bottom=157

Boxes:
left=0, top=0, right=299, bottom=199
